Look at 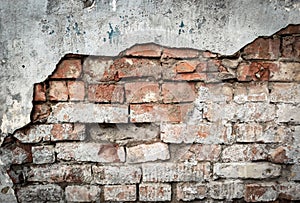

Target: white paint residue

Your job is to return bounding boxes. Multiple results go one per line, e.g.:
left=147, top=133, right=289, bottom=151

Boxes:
left=111, top=0, right=117, bottom=12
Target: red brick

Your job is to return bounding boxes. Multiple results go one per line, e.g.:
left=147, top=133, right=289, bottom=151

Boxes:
left=162, top=82, right=196, bottom=103
left=139, top=183, right=171, bottom=201
left=237, top=62, right=277, bottom=81
left=180, top=144, right=221, bottom=161
left=48, top=81, right=68, bottom=101
left=67, top=81, right=85, bottom=101
left=242, top=37, right=280, bottom=60
left=31, top=103, right=51, bottom=122
left=125, top=82, right=159, bottom=103
left=245, top=183, right=278, bottom=202
left=162, top=47, right=199, bottom=59
left=202, top=51, right=218, bottom=58
left=174, top=72, right=207, bottom=81
left=51, top=59, right=82, bottom=79
left=121, top=43, right=162, bottom=57
left=51, top=123, right=86, bottom=141
left=277, top=25, right=300, bottom=35
left=33, top=83, right=46, bottom=102
left=10, top=145, right=32, bottom=164
left=104, top=185, right=136, bottom=201
left=269, top=146, right=290, bottom=163
left=65, top=185, right=100, bottom=202
left=130, top=103, right=193, bottom=123
left=269, top=62, right=300, bottom=81
left=282, top=36, right=300, bottom=59
left=88, top=84, right=124, bottom=103
left=174, top=61, right=196, bottom=73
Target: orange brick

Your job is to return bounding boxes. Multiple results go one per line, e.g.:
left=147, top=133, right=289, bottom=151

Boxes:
left=48, top=81, right=68, bottom=101
left=125, top=82, right=159, bottom=103
left=174, top=61, right=196, bottom=73
left=121, top=43, right=162, bottom=57
left=67, top=81, right=85, bottom=101
left=33, top=83, right=46, bottom=102
left=51, top=59, right=82, bottom=79
left=88, top=84, right=124, bottom=103
left=237, top=62, right=277, bottom=81
left=282, top=36, right=300, bottom=59
left=162, top=47, right=199, bottom=59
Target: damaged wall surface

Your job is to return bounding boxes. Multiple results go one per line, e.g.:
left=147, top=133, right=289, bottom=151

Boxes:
left=1, top=25, right=300, bottom=202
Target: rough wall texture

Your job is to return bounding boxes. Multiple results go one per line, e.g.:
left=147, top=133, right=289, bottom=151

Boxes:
left=1, top=25, right=299, bottom=202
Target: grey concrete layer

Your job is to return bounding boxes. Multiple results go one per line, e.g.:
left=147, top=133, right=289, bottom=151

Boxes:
left=0, top=0, right=300, bottom=140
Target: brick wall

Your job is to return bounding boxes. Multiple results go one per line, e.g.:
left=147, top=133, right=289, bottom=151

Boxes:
left=2, top=24, right=300, bottom=202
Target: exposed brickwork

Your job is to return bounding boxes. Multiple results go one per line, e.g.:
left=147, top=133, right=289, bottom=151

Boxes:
left=4, top=24, right=300, bottom=202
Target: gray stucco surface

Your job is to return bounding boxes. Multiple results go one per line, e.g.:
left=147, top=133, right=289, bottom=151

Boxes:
left=0, top=0, right=300, bottom=141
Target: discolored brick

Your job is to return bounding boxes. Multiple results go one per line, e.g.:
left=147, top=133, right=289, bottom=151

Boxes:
left=51, top=59, right=82, bottom=79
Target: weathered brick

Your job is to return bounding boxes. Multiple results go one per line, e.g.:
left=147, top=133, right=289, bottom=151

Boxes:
left=67, top=81, right=85, bottom=101
left=204, top=102, right=276, bottom=122
left=214, top=163, right=281, bottom=179
left=31, top=103, right=51, bottom=122
left=234, top=122, right=291, bottom=143
left=127, top=142, right=169, bottom=163
left=270, top=83, right=300, bottom=103
left=161, top=122, right=233, bottom=144
left=209, top=180, right=244, bottom=200
left=278, top=25, right=300, bottom=35
left=139, top=183, right=171, bottom=201
left=277, top=104, right=300, bottom=123
left=176, top=182, right=207, bottom=201
left=83, top=57, right=115, bottom=82
left=48, top=81, right=68, bottom=101
left=65, top=185, right=100, bottom=202
left=196, top=83, right=233, bottom=102
left=14, top=123, right=86, bottom=143
left=28, top=164, right=92, bottom=183
left=47, top=103, right=128, bottom=123
left=221, top=58, right=240, bottom=69
left=55, top=142, right=125, bottom=163
left=242, top=37, right=280, bottom=60
left=89, top=123, right=159, bottom=145
left=278, top=182, right=300, bottom=200
left=174, top=72, right=207, bottom=81
left=174, top=61, right=196, bottom=73
left=162, top=82, right=196, bottom=103
left=290, top=164, right=300, bottom=181
left=245, top=183, right=278, bottom=202
left=237, top=62, right=276, bottom=81
left=282, top=36, right=300, bottom=59
left=88, top=84, right=124, bottom=103
left=125, top=82, right=159, bottom=103
left=202, top=51, right=218, bottom=58
left=233, top=82, right=269, bottom=104
left=92, top=165, right=141, bottom=184
left=180, top=144, right=221, bottom=162
left=32, top=145, right=55, bottom=164
left=130, top=103, right=193, bottom=123
left=33, top=83, right=46, bottom=102
left=104, top=185, right=136, bottom=201
left=121, top=43, right=162, bottom=57
left=269, top=146, right=292, bottom=164
left=142, top=162, right=211, bottom=182
left=222, top=144, right=268, bottom=162
left=16, top=184, right=63, bottom=203
left=51, top=59, right=82, bottom=79
left=162, top=47, right=199, bottom=59
left=270, top=62, right=300, bottom=81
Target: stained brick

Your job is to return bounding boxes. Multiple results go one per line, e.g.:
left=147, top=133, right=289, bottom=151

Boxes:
left=162, top=82, right=196, bottom=103
left=233, top=82, right=269, bottom=104
left=67, top=81, right=85, bottom=101
left=139, top=183, right=171, bottom=201
left=10, top=145, right=32, bottom=164
left=65, top=185, right=100, bottom=202
left=51, top=59, right=82, bottom=79
left=237, top=62, right=276, bottom=81
left=47, top=103, right=128, bottom=123
left=130, top=103, right=193, bottom=123
left=121, top=43, right=162, bottom=57
left=270, top=83, right=300, bottom=103
left=162, top=47, right=199, bottom=59
left=290, top=164, right=300, bottom=181
left=277, top=103, right=300, bottom=123
left=14, top=123, right=86, bottom=143
left=16, top=184, right=63, bottom=202
left=142, top=162, right=211, bottom=182
left=176, top=182, right=207, bottom=201
left=126, top=142, right=169, bottom=163
left=180, top=144, right=221, bottom=162
left=174, top=61, right=196, bottom=73
left=55, top=142, right=125, bottom=163
left=33, top=83, right=46, bottom=102
left=125, top=82, right=159, bottom=103
left=245, top=183, right=278, bottom=202
left=282, top=36, right=300, bottom=59
left=269, top=146, right=291, bottom=164
left=209, top=180, right=244, bottom=200
left=278, top=182, right=300, bottom=200
left=27, top=164, right=92, bottom=183
left=277, top=25, right=300, bottom=35
left=104, top=185, right=136, bottom=201
left=270, top=62, right=300, bottom=81
left=214, top=163, right=281, bottom=179
left=222, top=144, right=268, bottom=162
left=88, top=84, right=124, bottom=103
left=242, top=37, right=280, bottom=60
left=48, top=81, right=68, bottom=101
left=92, top=165, right=141, bottom=184
left=32, top=145, right=55, bottom=164
left=196, top=83, right=233, bottom=102
left=83, top=57, right=115, bottom=82
left=161, top=122, right=233, bottom=144
left=31, top=103, right=51, bottom=122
